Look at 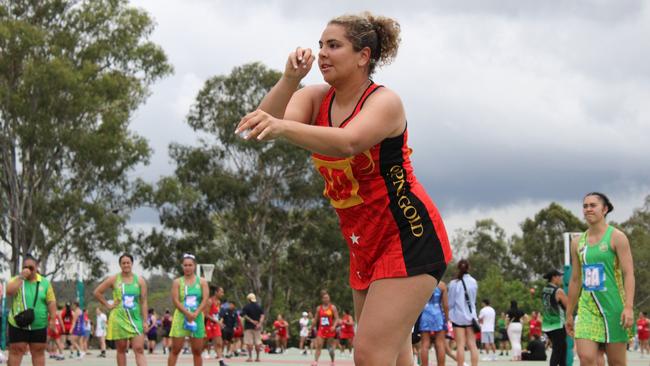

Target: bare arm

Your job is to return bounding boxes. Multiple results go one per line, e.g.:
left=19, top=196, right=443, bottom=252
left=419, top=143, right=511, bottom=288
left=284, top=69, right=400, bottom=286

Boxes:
left=93, top=275, right=116, bottom=309
left=47, top=299, right=57, bottom=331
left=5, top=277, right=21, bottom=296
left=238, top=88, right=406, bottom=158
left=566, top=238, right=582, bottom=317
left=565, top=238, right=582, bottom=336
left=196, top=278, right=210, bottom=316
left=71, top=309, right=80, bottom=329
left=139, top=276, right=149, bottom=332
left=333, top=305, right=340, bottom=326
left=258, top=47, right=316, bottom=119
left=440, top=282, right=450, bottom=321
left=613, top=229, right=635, bottom=327
left=170, top=279, right=191, bottom=318
left=555, top=288, right=568, bottom=309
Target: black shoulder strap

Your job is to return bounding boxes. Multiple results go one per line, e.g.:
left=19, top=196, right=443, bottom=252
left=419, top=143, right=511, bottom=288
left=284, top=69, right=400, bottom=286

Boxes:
left=460, top=277, right=474, bottom=315
left=29, top=281, right=40, bottom=309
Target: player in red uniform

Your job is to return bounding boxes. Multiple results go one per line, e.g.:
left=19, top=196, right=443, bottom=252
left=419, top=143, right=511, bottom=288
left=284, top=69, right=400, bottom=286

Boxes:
left=272, top=314, right=289, bottom=353
left=47, top=307, right=65, bottom=360
left=339, top=310, right=355, bottom=356
left=236, top=12, right=452, bottom=366
left=313, top=290, right=339, bottom=366
left=60, top=302, right=74, bottom=357
left=528, top=311, right=542, bottom=340
left=204, top=285, right=226, bottom=366
left=638, top=312, right=650, bottom=356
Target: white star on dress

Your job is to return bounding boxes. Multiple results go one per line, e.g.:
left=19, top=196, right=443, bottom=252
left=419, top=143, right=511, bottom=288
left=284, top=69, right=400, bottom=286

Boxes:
left=350, top=233, right=360, bottom=245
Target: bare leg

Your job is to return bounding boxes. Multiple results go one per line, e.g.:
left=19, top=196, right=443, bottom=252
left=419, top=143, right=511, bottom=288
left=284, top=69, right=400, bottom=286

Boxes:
left=168, top=337, right=184, bottom=366
left=191, top=337, right=204, bottom=366
left=314, top=337, right=324, bottom=363
left=434, top=331, right=449, bottom=365
left=353, top=274, right=437, bottom=366
left=465, top=327, right=479, bottom=366
left=455, top=327, right=467, bottom=366
left=605, top=342, right=626, bottom=366
left=131, top=335, right=148, bottom=366
left=116, top=340, right=129, bottom=366
left=576, top=339, right=602, bottom=366
left=420, top=332, right=431, bottom=366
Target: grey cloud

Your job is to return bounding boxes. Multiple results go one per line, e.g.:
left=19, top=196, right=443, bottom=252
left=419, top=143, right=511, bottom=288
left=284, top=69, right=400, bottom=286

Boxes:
left=125, top=0, right=650, bottom=228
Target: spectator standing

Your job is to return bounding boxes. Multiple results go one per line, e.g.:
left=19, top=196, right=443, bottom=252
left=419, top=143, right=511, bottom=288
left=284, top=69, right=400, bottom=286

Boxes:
left=241, top=293, right=265, bottom=362
left=5, top=254, right=58, bottom=366
left=479, top=299, right=497, bottom=361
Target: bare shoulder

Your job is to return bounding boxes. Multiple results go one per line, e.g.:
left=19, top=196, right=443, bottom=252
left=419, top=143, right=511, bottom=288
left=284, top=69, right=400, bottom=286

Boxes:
left=611, top=227, right=628, bottom=241
left=611, top=227, right=630, bottom=248
left=366, top=86, right=403, bottom=109
left=297, top=83, right=330, bottom=101
left=570, top=235, right=581, bottom=253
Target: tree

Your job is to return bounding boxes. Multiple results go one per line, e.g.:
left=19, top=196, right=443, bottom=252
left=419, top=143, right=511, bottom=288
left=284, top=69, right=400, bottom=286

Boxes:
left=620, top=195, right=650, bottom=311
left=511, top=203, right=586, bottom=279
left=0, top=0, right=172, bottom=276
left=136, top=63, right=337, bottom=318
left=453, top=219, right=525, bottom=281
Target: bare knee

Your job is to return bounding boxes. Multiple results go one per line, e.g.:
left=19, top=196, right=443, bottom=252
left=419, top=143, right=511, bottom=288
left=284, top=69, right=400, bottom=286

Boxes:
left=171, top=343, right=183, bottom=355
left=9, top=343, right=28, bottom=356
left=191, top=344, right=203, bottom=356
left=577, top=351, right=597, bottom=366
left=353, top=341, right=375, bottom=366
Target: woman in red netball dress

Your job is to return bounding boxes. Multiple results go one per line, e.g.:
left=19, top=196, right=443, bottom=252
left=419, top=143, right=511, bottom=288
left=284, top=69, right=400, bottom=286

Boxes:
left=339, top=310, right=355, bottom=355
left=313, top=291, right=339, bottom=366
left=204, top=286, right=226, bottom=366
left=237, top=12, right=452, bottom=366
left=638, top=312, right=650, bottom=356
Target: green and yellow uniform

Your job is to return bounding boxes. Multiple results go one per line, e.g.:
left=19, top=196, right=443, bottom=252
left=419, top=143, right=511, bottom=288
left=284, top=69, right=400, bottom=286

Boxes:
left=169, top=276, right=205, bottom=338
left=9, top=274, right=56, bottom=330
left=575, top=226, right=628, bottom=343
left=107, top=273, right=143, bottom=340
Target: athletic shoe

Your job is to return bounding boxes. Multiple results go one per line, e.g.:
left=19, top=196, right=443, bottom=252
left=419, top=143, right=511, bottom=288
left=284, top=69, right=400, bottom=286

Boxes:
left=219, top=360, right=227, bottom=366
left=54, top=355, right=66, bottom=361
left=203, top=351, right=209, bottom=359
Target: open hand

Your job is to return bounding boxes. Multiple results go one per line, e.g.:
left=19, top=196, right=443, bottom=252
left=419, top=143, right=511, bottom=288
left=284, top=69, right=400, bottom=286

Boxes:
left=236, top=109, right=286, bottom=141
left=284, top=47, right=315, bottom=81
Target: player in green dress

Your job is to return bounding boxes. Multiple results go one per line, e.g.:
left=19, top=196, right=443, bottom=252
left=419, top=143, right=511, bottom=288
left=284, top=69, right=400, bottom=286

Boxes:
left=566, top=193, right=634, bottom=366
left=167, top=254, right=210, bottom=366
left=94, top=254, right=149, bottom=366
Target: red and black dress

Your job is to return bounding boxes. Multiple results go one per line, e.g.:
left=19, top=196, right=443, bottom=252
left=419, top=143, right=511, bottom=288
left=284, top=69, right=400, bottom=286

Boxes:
left=312, top=82, right=452, bottom=290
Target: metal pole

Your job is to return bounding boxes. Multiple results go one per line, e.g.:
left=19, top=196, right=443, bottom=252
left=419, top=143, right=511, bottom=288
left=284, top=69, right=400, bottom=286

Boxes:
left=563, top=232, right=574, bottom=366
left=76, top=262, right=85, bottom=309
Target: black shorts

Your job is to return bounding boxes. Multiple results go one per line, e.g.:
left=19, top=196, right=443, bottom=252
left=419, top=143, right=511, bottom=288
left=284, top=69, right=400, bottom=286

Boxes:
left=426, top=263, right=447, bottom=282
left=222, top=327, right=234, bottom=342
left=451, top=322, right=471, bottom=328
left=9, top=324, right=47, bottom=344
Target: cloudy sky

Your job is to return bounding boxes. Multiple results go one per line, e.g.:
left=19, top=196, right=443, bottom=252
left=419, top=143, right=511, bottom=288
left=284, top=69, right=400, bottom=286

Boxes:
left=127, top=0, right=650, bottom=238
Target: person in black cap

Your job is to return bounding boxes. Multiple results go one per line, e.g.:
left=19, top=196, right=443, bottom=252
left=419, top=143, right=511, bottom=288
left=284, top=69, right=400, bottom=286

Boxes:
left=541, top=269, right=568, bottom=366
